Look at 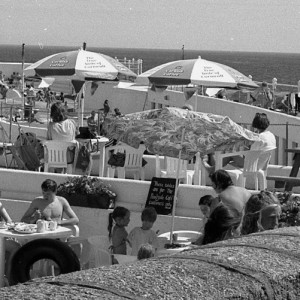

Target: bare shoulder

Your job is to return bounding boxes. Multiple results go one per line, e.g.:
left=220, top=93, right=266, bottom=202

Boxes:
left=32, top=196, right=44, bottom=204
left=56, top=196, right=70, bottom=206
left=28, top=196, right=44, bottom=209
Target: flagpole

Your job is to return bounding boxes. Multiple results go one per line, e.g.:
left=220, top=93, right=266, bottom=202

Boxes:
left=21, top=43, right=25, bottom=114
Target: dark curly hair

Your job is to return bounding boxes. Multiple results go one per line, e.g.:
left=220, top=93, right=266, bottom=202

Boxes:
left=108, top=206, right=130, bottom=238
left=50, top=102, right=67, bottom=123
left=252, top=113, right=270, bottom=132
left=209, top=169, right=233, bottom=191
left=241, top=191, right=280, bottom=235
left=202, top=203, right=241, bottom=245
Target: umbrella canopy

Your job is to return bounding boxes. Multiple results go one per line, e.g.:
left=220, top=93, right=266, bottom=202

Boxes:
left=136, top=57, right=258, bottom=89
left=103, top=107, right=260, bottom=160
left=24, top=49, right=137, bottom=82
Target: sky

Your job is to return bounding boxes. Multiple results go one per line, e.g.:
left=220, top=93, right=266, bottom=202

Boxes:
left=1, top=0, right=300, bottom=53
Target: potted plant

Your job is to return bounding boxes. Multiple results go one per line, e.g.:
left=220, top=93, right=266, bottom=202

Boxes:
left=276, top=191, right=300, bottom=227
left=57, top=175, right=117, bottom=209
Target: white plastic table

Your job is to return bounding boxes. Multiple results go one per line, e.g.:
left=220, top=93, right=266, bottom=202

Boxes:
left=0, top=226, right=72, bottom=287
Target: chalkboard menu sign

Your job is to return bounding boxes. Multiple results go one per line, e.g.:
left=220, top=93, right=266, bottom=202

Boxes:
left=145, top=177, right=177, bottom=215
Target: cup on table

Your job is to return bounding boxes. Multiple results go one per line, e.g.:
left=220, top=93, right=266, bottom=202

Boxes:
left=48, top=220, right=57, bottom=231
left=37, top=220, right=46, bottom=233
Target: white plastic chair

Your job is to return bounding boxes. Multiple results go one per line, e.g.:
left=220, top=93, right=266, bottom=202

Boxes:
left=225, top=147, right=276, bottom=190
left=67, top=235, right=111, bottom=270
left=85, top=235, right=112, bottom=269
left=42, top=140, right=78, bottom=174
left=107, top=143, right=146, bottom=180
left=158, top=156, right=195, bottom=184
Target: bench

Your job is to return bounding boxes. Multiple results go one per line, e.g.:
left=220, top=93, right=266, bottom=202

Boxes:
left=266, top=175, right=300, bottom=191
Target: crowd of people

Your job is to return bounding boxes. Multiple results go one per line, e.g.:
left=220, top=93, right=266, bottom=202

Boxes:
left=211, top=81, right=300, bottom=116
left=0, top=97, right=286, bottom=265
left=192, top=170, right=281, bottom=246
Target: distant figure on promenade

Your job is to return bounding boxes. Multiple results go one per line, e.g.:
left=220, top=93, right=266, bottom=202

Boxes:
left=35, top=90, right=44, bottom=102
left=103, top=99, right=110, bottom=117
left=59, top=92, right=64, bottom=102
left=64, top=101, right=69, bottom=110
left=216, top=89, right=227, bottom=100
left=114, top=108, right=123, bottom=117
left=277, top=92, right=300, bottom=115
left=250, top=81, right=274, bottom=109
left=45, top=88, right=51, bottom=108
left=21, top=179, right=79, bottom=226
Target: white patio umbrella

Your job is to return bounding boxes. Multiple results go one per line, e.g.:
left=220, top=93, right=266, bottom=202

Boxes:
left=136, top=57, right=258, bottom=110
left=24, top=49, right=137, bottom=126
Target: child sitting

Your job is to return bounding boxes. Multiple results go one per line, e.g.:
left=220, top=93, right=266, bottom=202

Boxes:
left=192, top=195, right=216, bottom=246
left=137, top=243, right=155, bottom=260
left=108, top=206, right=130, bottom=255
left=128, top=207, right=158, bottom=256
left=199, top=195, right=215, bottom=219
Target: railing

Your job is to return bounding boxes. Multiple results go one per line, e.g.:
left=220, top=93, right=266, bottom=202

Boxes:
left=114, top=57, right=143, bottom=75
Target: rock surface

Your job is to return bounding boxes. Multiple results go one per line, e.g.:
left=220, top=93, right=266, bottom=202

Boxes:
left=1, top=227, right=300, bottom=299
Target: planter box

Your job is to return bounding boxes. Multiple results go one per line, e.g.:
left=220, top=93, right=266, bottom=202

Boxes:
left=57, top=193, right=115, bottom=209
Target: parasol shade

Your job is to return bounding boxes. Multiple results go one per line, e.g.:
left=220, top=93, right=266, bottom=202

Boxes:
left=24, top=49, right=137, bottom=82
left=136, top=57, right=258, bottom=89
left=103, top=107, right=261, bottom=160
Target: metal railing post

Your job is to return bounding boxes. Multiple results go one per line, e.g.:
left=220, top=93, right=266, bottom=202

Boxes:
left=286, top=122, right=289, bottom=165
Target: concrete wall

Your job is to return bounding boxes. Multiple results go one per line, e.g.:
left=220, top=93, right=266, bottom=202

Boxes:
left=84, top=81, right=146, bottom=115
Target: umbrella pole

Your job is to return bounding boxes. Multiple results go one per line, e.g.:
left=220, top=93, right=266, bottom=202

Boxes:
left=170, top=128, right=185, bottom=244
left=195, top=88, right=198, bottom=111
left=77, top=82, right=86, bottom=127
left=142, top=83, right=150, bottom=111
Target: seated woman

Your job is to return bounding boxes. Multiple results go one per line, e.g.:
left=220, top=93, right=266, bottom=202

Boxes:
left=224, top=112, right=276, bottom=169
left=204, top=113, right=276, bottom=173
left=46, top=103, right=78, bottom=170
left=209, top=169, right=251, bottom=215
left=202, top=203, right=241, bottom=245
left=241, top=191, right=280, bottom=235
left=47, top=102, right=77, bottom=141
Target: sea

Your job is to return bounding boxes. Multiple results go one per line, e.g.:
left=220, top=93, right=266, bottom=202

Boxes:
left=1, top=44, right=300, bottom=89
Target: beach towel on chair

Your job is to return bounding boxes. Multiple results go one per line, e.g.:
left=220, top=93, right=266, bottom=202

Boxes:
left=14, top=131, right=41, bottom=171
